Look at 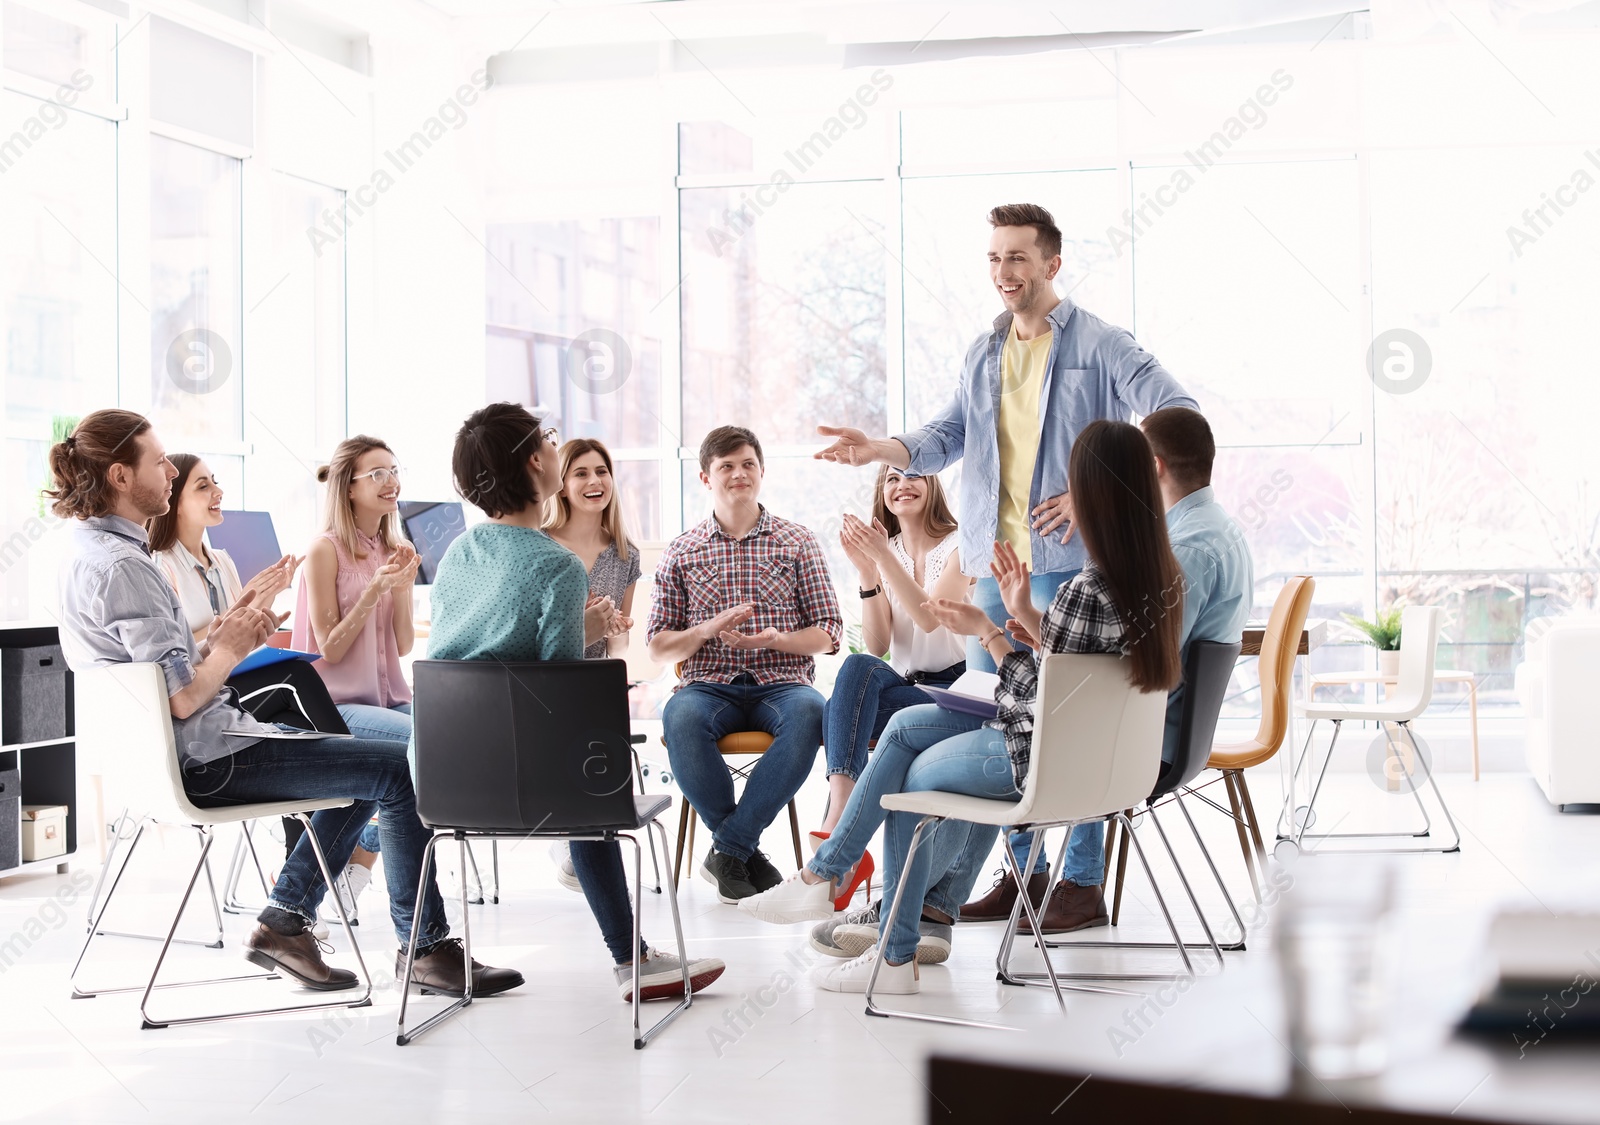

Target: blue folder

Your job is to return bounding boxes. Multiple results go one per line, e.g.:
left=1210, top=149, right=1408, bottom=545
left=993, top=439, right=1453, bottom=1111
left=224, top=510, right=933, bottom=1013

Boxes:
left=232, top=645, right=321, bottom=676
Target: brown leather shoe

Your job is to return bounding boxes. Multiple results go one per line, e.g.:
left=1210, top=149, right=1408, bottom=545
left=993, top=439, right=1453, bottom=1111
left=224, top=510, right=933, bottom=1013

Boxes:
left=958, top=868, right=1050, bottom=923
left=244, top=923, right=360, bottom=991
left=399, top=937, right=525, bottom=998
left=1016, top=880, right=1110, bottom=935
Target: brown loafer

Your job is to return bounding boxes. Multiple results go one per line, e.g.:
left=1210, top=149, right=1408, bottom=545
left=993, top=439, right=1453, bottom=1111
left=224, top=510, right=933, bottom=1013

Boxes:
left=1016, top=880, right=1109, bottom=935
left=244, top=923, right=360, bottom=991
left=958, top=868, right=1049, bottom=922
left=398, top=937, right=524, bottom=998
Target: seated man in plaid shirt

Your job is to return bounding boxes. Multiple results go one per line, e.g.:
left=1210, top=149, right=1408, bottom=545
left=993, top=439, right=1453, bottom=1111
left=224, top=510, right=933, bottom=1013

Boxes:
left=647, top=426, right=844, bottom=903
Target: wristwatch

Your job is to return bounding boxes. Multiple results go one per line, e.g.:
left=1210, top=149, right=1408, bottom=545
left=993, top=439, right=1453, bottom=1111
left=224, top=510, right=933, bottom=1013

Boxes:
left=859, top=584, right=883, bottom=599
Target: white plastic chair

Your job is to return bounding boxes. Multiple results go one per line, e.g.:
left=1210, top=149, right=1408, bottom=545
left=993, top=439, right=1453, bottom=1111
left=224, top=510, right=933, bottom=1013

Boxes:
left=69, top=663, right=373, bottom=1028
left=1282, top=606, right=1460, bottom=854
left=866, top=652, right=1171, bottom=1029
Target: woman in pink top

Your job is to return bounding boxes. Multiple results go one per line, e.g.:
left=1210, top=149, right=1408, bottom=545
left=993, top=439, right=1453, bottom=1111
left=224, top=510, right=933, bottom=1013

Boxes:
left=293, top=435, right=421, bottom=917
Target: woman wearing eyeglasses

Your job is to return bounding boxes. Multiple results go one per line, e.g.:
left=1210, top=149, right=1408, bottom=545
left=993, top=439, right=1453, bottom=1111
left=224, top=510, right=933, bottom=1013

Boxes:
left=292, top=435, right=422, bottom=919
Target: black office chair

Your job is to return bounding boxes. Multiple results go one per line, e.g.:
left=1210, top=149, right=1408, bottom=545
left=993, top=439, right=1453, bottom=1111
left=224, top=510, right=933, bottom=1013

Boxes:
left=1025, top=639, right=1244, bottom=980
left=397, top=658, right=692, bottom=1049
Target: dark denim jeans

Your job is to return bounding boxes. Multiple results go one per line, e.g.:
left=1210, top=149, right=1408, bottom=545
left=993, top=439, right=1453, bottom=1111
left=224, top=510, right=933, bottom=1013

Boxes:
left=661, top=676, right=822, bottom=862
left=185, top=728, right=449, bottom=948
left=822, top=653, right=961, bottom=781
left=570, top=840, right=642, bottom=964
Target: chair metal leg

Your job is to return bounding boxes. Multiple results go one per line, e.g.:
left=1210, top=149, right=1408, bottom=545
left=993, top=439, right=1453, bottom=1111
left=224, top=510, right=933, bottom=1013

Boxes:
left=1292, top=720, right=1460, bottom=854
left=136, top=816, right=372, bottom=1029
left=398, top=831, right=472, bottom=1045
left=85, top=822, right=226, bottom=950
left=490, top=839, right=501, bottom=904
left=1277, top=718, right=1322, bottom=839
left=633, top=819, right=696, bottom=1047
left=866, top=815, right=1023, bottom=1030
left=84, top=808, right=132, bottom=930
left=1013, top=812, right=1205, bottom=983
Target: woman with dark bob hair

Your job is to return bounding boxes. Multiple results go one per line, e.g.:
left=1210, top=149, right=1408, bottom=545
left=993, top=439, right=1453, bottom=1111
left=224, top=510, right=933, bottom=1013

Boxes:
left=423, top=402, right=726, bottom=1004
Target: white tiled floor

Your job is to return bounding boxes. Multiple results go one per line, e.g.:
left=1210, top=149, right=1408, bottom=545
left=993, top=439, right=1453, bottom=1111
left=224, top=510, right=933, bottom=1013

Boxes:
left=1, top=766, right=1597, bottom=1124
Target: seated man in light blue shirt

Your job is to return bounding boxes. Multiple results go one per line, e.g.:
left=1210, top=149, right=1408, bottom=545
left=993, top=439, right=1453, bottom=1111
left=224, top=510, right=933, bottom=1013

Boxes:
left=955, top=406, right=1255, bottom=933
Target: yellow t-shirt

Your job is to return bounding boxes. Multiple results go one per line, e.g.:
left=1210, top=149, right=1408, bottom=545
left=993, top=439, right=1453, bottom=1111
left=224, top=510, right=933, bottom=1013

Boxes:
left=996, top=323, right=1053, bottom=567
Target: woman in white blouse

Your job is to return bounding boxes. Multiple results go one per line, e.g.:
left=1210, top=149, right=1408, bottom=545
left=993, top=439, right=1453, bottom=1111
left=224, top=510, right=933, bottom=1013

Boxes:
left=147, top=455, right=300, bottom=644
left=813, top=467, right=971, bottom=908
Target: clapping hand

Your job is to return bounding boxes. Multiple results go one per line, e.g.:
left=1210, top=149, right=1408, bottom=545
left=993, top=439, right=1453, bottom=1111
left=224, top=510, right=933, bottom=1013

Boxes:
left=585, top=595, right=619, bottom=641
left=243, top=553, right=302, bottom=605
left=841, top=513, right=893, bottom=567
left=210, top=589, right=274, bottom=661
left=718, top=626, right=782, bottom=651
left=923, top=597, right=996, bottom=638
left=1005, top=617, right=1040, bottom=652
left=697, top=603, right=755, bottom=644
left=371, top=543, right=421, bottom=594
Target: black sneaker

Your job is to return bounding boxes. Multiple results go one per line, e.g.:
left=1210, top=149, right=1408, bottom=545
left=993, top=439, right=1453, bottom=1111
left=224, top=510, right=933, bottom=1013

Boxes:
left=745, top=849, right=783, bottom=892
left=700, top=849, right=759, bottom=904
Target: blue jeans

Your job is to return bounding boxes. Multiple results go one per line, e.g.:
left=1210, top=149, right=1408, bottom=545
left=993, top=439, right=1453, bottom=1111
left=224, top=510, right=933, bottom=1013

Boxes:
left=662, top=676, right=823, bottom=862
left=185, top=728, right=449, bottom=948
left=810, top=704, right=994, bottom=921
left=877, top=725, right=1025, bottom=964
left=968, top=568, right=1101, bottom=882
left=570, top=839, right=645, bottom=964
left=337, top=703, right=413, bottom=854
left=823, top=653, right=961, bottom=780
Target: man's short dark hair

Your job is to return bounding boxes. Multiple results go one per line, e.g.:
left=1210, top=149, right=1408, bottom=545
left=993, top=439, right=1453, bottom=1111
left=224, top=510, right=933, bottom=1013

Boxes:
left=987, top=203, right=1063, bottom=260
left=452, top=401, right=546, bottom=518
left=1141, top=407, right=1215, bottom=491
left=698, top=426, right=764, bottom=474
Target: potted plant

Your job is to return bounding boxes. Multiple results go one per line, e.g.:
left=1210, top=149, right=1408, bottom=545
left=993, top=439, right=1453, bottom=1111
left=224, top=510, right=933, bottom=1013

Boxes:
left=1342, top=607, right=1404, bottom=676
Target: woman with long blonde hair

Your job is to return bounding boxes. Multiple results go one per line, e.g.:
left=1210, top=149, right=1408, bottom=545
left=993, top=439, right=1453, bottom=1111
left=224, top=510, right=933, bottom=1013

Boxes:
left=291, top=435, right=420, bottom=919
left=542, top=437, right=638, bottom=659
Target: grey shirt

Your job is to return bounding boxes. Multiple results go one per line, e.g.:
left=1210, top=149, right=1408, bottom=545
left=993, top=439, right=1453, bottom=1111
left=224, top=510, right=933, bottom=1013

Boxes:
left=582, top=540, right=642, bottom=660
left=58, top=514, right=278, bottom=766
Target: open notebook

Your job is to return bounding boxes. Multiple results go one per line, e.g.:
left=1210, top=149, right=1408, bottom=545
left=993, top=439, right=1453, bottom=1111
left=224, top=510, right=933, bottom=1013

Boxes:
left=919, top=669, right=1001, bottom=720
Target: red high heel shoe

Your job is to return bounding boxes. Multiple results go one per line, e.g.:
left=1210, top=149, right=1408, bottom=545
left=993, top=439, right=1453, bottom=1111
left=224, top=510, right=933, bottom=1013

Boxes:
left=810, top=831, right=875, bottom=911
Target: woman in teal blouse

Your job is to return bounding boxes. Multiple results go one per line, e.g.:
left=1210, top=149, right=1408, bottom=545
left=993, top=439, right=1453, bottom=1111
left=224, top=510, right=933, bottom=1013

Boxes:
left=425, top=402, right=726, bottom=1004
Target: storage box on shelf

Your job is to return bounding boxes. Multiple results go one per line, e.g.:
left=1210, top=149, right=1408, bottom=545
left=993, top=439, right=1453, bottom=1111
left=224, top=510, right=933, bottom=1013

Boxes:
left=0, top=623, right=78, bottom=880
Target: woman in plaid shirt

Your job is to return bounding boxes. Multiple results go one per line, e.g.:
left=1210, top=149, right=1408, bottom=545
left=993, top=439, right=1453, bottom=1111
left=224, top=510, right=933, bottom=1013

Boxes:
left=742, top=420, right=1183, bottom=995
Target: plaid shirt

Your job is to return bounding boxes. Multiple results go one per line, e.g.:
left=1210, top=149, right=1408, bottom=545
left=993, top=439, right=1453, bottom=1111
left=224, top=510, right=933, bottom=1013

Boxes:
left=647, top=506, right=843, bottom=687
left=993, top=565, right=1128, bottom=788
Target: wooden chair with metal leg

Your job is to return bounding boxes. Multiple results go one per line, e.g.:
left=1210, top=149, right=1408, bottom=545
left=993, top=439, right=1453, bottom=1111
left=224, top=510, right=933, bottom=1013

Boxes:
left=1183, top=576, right=1315, bottom=900
left=665, top=663, right=804, bottom=886
left=69, top=663, right=372, bottom=1028
left=398, top=658, right=694, bottom=1049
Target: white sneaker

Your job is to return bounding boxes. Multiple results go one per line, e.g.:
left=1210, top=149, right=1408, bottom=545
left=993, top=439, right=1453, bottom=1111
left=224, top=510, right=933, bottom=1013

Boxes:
left=615, top=948, right=727, bottom=1002
left=334, top=863, right=371, bottom=923
left=834, top=920, right=953, bottom=965
left=310, top=916, right=330, bottom=940
left=550, top=841, right=582, bottom=893
left=811, top=944, right=919, bottom=994
left=737, top=870, right=836, bottom=924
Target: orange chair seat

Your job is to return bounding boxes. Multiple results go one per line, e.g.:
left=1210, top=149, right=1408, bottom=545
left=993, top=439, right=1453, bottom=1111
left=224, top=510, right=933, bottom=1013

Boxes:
left=1207, top=737, right=1276, bottom=772
left=716, top=731, right=774, bottom=756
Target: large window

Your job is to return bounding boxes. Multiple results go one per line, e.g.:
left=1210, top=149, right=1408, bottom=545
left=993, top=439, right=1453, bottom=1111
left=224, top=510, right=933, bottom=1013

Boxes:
left=485, top=218, right=665, bottom=540
left=147, top=134, right=243, bottom=451
left=0, top=84, right=116, bottom=617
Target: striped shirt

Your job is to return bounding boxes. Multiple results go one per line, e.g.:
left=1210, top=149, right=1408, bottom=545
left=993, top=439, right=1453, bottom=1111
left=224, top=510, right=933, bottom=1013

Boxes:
left=647, top=506, right=843, bottom=687
left=993, top=565, right=1128, bottom=787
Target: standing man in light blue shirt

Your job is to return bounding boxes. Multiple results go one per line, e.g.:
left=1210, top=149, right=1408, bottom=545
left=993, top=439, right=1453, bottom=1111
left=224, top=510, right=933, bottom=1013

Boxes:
left=815, top=203, right=1199, bottom=925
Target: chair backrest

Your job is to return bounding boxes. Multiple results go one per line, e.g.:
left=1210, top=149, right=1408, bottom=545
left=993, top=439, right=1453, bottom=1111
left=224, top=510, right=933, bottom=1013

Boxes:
left=1009, top=653, right=1167, bottom=826
left=75, top=662, right=205, bottom=825
left=1385, top=605, right=1441, bottom=721
left=412, top=658, right=639, bottom=832
left=1252, top=575, right=1316, bottom=753
left=1152, top=639, right=1243, bottom=797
